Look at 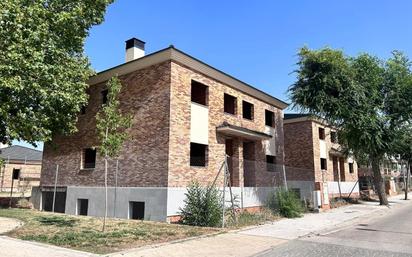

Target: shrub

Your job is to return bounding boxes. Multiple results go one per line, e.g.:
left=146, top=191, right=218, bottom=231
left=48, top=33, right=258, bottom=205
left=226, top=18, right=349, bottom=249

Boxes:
left=267, top=188, right=304, bottom=218
left=180, top=181, right=222, bottom=227
left=16, top=198, right=32, bottom=209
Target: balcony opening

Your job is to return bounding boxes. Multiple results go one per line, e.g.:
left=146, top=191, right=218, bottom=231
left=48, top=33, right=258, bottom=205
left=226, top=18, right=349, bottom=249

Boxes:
left=243, top=142, right=256, bottom=186
left=242, top=101, right=254, bottom=120
left=224, top=93, right=237, bottom=115
left=191, top=80, right=208, bottom=106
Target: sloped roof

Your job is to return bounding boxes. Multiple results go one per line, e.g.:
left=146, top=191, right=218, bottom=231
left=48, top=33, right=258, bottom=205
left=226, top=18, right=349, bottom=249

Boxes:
left=0, top=145, right=42, bottom=162
left=88, top=46, right=289, bottom=110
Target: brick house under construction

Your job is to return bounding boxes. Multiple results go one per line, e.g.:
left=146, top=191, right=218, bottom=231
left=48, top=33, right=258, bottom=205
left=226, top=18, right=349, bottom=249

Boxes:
left=283, top=114, right=359, bottom=209
left=35, top=38, right=288, bottom=221
left=0, top=145, right=42, bottom=194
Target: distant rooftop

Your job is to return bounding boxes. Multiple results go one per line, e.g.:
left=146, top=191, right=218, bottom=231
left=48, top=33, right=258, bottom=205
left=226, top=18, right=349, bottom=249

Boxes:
left=0, top=145, right=42, bottom=162
left=284, top=113, right=311, bottom=120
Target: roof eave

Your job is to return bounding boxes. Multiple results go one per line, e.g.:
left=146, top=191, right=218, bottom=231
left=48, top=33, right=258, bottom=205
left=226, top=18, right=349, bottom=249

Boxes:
left=87, top=47, right=289, bottom=110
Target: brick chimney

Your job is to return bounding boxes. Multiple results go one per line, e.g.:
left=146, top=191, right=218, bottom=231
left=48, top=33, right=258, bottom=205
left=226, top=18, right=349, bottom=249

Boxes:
left=125, top=38, right=145, bottom=62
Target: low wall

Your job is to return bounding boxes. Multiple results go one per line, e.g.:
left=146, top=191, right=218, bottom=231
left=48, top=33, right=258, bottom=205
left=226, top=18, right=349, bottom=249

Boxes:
left=166, top=187, right=277, bottom=216
left=65, top=186, right=168, bottom=222
left=327, top=181, right=359, bottom=195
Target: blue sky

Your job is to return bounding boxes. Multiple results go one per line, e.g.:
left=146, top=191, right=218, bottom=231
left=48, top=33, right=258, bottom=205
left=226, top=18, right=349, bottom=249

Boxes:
left=15, top=0, right=412, bottom=150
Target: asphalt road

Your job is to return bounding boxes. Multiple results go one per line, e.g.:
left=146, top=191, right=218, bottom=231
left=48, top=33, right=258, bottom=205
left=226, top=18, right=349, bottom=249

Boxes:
left=257, top=202, right=412, bottom=257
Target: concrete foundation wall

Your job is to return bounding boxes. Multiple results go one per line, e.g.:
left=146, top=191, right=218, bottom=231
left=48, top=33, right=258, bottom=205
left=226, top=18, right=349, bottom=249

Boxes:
left=65, top=187, right=168, bottom=221
left=167, top=187, right=277, bottom=216
left=286, top=180, right=315, bottom=201
left=30, top=186, right=42, bottom=209
left=327, top=181, right=359, bottom=195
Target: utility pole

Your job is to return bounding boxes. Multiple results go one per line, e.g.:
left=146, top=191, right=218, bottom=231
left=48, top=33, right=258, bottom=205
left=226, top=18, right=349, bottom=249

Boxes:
left=52, top=164, right=59, bottom=212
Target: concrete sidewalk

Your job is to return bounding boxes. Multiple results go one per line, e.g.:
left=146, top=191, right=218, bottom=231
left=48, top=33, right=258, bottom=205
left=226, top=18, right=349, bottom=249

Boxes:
left=107, top=195, right=410, bottom=257
left=107, top=233, right=286, bottom=257
left=239, top=194, right=409, bottom=240
left=0, top=236, right=97, bottom=257
left=0, top=195, right=409, bottom=257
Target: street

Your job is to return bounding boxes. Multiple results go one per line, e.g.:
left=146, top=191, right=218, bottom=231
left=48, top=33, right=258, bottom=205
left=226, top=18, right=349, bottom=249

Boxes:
left=257, top=201, right=412, bottom=257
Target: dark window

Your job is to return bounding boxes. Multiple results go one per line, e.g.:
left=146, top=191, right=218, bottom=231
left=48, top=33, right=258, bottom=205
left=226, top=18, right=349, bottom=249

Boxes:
left=224, top=93, right=237, bottom=115
left=82, top=148, right=96, bottom=169
left=319, top=128, right=325, bottom=140
left=102, top=89, right=108, bottom=105
left=191, top=80, right=208, bottom=106
left=77, top=199, right=88, bottom=216
left=320, top=158, right=327, bottom=170
left=42, top=191, right=66, bottom=213
left=331, top=131, right=338, bottom=143
left=12, top=169, right=20, bottom=180
left=265, top=110, right=275, bottom=127
left=291, top=188, right=301, bottom=199
left=349, top=163, right=354, bottom=173
left=190, top=143, right=207, bottom=167
left=266, top=155, right=276, bottom=172
left=242, top=101, right=254, bottom=120
left=129, top=201, right=145, bottom=220
left=80, top=106, right=86, bottom=115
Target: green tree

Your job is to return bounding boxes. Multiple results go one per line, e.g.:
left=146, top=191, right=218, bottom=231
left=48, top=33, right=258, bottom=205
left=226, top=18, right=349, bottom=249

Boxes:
left=96, top=76, right=132, bottom=231
left=0, top=0, right=113, bottom=146
left=289, top=47, right=412, bottom=205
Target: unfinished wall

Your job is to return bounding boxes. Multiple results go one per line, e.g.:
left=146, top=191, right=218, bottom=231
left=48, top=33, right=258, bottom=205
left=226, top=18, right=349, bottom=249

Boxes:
left=283, top=121, right=315, bottom=181
left=168, top=61, right=285, bottom=188
left=0, top=162, right=41, bottom=192
left=41, top=61, right=172, bottom=188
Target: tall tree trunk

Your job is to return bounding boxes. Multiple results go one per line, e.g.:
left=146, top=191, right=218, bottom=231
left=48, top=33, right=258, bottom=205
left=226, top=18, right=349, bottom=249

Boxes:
left=405, top=164, right=408, bottom=200
left=371, top=157, right=388, bottom=205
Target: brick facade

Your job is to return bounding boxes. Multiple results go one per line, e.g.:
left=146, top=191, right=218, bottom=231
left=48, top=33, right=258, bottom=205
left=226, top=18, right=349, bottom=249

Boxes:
left=1, top=162, right=41, bottom=192
left=284, top=118, right=358, bottom=183
left=41, top=61, right=172, bottom=188
left=41, top=60, right=285, bottom=189
left=168, top=61, right=284, bottom=188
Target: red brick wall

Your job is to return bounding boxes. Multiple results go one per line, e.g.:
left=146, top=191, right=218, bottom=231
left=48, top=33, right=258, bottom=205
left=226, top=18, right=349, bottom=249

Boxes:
left=168, top=61, right=285, bottom=187
left=284, top=121, right=315, bottom=181
left=41, top=61, right=172, bottom=187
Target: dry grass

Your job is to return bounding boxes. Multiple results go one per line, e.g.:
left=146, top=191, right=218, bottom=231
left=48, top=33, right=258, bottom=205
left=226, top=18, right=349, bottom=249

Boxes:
left=0, top=208, right=219, bottom=254
left=226, top=208, right=281, bottom=228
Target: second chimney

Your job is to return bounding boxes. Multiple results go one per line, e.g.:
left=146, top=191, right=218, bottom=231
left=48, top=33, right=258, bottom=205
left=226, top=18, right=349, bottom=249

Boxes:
left=125, top=38, right=145, bottom=62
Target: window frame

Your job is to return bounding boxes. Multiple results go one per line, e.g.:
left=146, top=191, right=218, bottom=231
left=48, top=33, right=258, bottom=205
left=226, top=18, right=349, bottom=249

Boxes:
left=266, top=155, right=277, bottom=172
left=349, top=162, right=354, bottom=174
left=265, top=110, right=275, bottom=127
left=319, top=127, right=326, bottom=140
left=101, top=89, right=108, bottom=105
left=191, top=80, right=208, bottom=106
left=320, top=158, right=327, bottom=170
left=224, top=93, right=237, bottom=115
left=190, top=143, right=208, bottom=167
left=331, top=131, right=338, bottom=143
left=81, top=148, right=97, bottom=170
left=242, top=100, right=254, bottom=120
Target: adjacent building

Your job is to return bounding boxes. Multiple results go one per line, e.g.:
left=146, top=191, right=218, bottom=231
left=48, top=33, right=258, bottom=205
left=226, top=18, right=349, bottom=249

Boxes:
left=0, top=145, right=42, bottom=195
left=36, top=38, right=288, bottom=221
left=283, top=114, right=359, bottom=208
